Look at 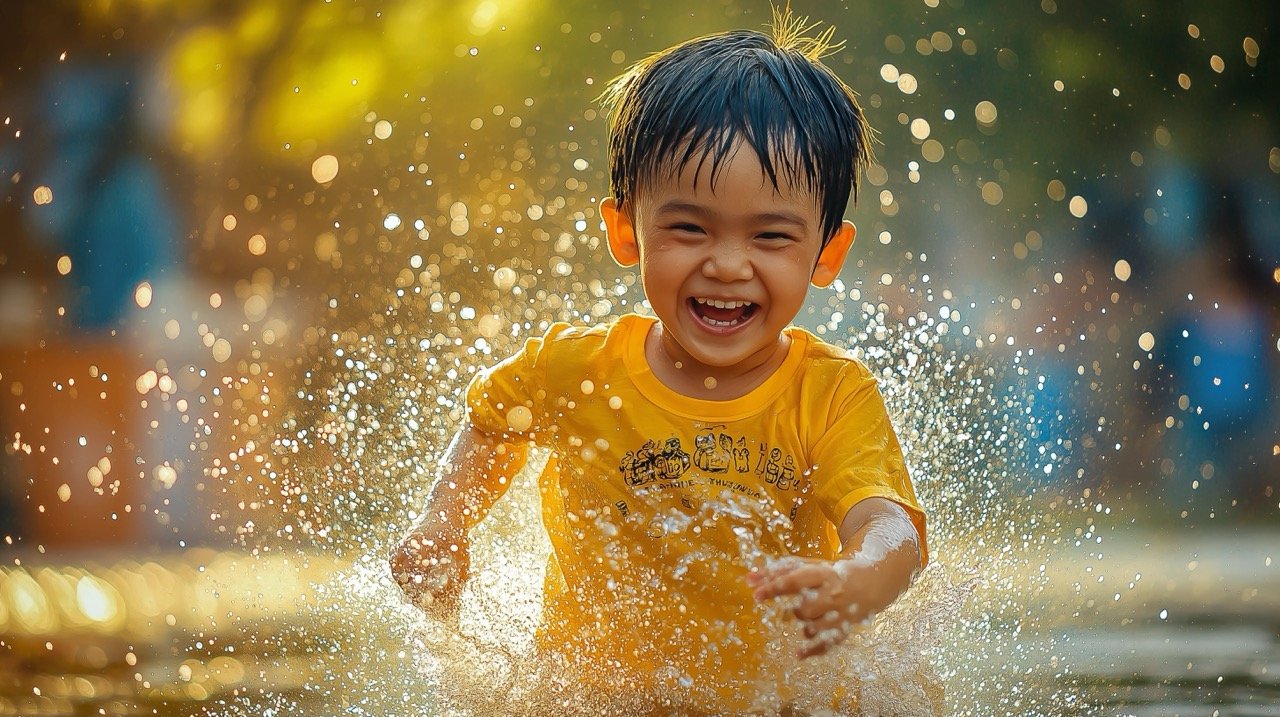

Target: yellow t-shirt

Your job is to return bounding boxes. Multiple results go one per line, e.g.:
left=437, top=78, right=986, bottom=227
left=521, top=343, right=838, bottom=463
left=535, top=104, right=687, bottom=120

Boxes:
left=465, top=314, right=927, bottom=706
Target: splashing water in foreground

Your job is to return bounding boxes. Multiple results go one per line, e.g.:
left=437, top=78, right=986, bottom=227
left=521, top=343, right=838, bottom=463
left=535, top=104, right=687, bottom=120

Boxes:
left=204, top=299, right=1076, bottom=717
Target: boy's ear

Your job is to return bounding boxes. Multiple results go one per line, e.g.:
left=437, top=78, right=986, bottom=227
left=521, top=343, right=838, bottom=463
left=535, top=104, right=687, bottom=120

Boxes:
left=601, top=197, right=639, bottom=267
left=811, top=220, right=856, bottom=288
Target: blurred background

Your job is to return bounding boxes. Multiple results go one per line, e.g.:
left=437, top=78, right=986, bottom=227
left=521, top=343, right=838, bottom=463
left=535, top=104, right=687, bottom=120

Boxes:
left=0, top=0, right=1276, bottom=715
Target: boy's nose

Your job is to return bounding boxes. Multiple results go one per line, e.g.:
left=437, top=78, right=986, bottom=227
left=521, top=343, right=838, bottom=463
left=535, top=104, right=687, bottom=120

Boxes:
left=701, top=244, right=753, bottom=282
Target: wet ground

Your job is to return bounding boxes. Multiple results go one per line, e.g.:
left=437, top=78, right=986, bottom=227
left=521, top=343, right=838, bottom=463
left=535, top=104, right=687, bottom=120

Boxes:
left=1, top=527, right=1276, bottom=716
left=1029, top=528, right=1280, bottom=716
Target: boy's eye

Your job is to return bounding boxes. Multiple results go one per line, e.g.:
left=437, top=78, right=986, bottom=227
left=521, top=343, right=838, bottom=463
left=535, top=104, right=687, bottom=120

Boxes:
left=670, top=223, right=704, bottom=234
left=757, top=232, right=794, bottom=241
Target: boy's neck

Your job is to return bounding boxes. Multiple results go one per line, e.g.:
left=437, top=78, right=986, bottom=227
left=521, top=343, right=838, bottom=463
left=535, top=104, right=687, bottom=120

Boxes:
left=643, top=321, right=792, bottom=401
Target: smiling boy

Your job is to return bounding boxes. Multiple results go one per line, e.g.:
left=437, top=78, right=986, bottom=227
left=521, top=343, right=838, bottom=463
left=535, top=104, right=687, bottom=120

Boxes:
left=392, top=12, right=927, bottom=714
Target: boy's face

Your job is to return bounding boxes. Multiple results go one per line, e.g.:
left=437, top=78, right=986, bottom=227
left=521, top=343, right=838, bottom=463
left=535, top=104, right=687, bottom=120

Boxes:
left=602, top=142, right=855, bottom=375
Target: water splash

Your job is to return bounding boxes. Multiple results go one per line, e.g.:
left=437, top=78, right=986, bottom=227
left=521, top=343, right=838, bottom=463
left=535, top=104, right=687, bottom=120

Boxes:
left=192, top=290, right=1074, bottom=716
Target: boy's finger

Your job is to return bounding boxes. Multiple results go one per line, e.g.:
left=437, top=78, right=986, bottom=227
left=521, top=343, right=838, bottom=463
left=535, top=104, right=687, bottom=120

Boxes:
left=794, top=591, right=841, bottom=621
left=745, top=565, right=796, bottom=586
left=797, top=626, right=848, bottom=659
left=752, top=564, right=827, bottom=601
left=800, top=609, right=847, bottom=636
left=750, top=557, right=808, bottom=583
left=752, top=570, right=813, bottom=600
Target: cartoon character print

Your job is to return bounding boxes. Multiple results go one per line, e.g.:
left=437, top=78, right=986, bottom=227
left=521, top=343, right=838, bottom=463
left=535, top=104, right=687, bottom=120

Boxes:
left=622, top=436, right=690, bottom=486
left=619, top=432, right=803, bottom=492
left=764, top=447, right=783, bottom=486
left=777, top=455, right=797, bottom=490
left=693, top=431, right=716, bottom=472
left=620, top=450, right=638, bottom=487
left=693, top=428, right=731, bottom=473
left=718, top=434, right=735, bottom=468
left=634, top=440, right=658, bottom=486
left=733, top=437, right=750, bottom=473
left=661, top=437, right=691, bottom=479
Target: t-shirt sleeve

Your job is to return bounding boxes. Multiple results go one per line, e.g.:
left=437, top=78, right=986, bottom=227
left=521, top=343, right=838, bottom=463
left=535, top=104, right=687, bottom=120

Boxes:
left=809, top=364, right=929, bottom=566
left=464, top=322, right=567, bottom=441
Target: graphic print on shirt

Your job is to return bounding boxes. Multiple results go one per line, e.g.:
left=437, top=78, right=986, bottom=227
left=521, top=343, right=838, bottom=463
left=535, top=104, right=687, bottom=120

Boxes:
left=620, top=437, right=691, bottom=487
left=617, top=426, right=800, bottom=495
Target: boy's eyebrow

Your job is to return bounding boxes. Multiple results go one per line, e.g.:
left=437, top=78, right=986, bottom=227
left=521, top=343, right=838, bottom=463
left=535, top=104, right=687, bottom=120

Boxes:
left=654, top=200, right=810, bottom=228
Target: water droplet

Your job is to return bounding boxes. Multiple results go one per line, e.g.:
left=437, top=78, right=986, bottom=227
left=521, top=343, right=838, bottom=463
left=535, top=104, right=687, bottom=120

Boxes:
left=493, top=267, right=518, bottom=290
left=580, top=380, right=595, bottom=395
left=212, top=338, right=232, bottom=363
left=477, top=314, right=502, bottom=338
left=1244, top=36, right=1260, bottom=59
left=57, top=484, right=71, bottom=502
left=505, top=405, right=533, bottom=432
left=374, top=119, right=393, bottom=139
left=975, top=100, right=998, bottom=124
left=134, top=282, right=153, bottom=309
left=1046, top=179, right=1066, bottom=201
left=155, top=464, right=177, bottom=489
left=311, top=154, right=339, bottom=183
left=921, top=139, right=944, bottom=162
left=1138, top=332, right=1155, bottom=352
left=384, top=214, right=402, bottom=231
left=135, top=370, right=158, bottom=394
left=33, top=185, right=53, bottom=205
left=56, top=255, right=72, bottom=275
left=1069, top=195, right=1088, bottom=218
left=1114, top=259, right=1131, bottom=282
left=981, top=182, right=1004, bottom=205
left=703, top=376, right=718, bottom=390
left=608, top=395, right=623, bottom=410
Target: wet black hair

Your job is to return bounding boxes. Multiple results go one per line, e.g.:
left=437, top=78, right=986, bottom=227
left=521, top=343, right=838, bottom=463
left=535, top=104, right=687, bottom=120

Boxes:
left=599, top=9, right=875, bottom=245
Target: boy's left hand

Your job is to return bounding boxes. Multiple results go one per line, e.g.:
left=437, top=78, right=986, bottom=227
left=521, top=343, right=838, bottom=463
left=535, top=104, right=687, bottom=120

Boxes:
left=747, top=555, right=887, bottom=659
left=750, top=497, right=922, bottom=659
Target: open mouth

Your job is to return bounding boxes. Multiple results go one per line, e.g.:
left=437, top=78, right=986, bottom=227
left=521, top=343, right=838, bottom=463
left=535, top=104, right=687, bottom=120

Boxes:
left=688, top=297, right=759, bottom=328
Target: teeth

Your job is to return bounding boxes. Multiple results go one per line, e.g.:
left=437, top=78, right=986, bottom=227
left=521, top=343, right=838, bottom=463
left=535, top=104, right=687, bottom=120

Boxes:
left=695, top=297, right=752, bottom=310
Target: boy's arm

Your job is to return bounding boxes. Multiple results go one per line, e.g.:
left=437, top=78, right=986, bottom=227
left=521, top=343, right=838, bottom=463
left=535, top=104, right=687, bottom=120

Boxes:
left=390, top=422, right=527, bottom=615
left=747, top=497, right=921, bottom=658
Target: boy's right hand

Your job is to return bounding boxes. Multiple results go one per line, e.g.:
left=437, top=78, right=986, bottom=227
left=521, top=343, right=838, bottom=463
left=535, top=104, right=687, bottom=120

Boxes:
left=389, top=528, right=470, bottom=618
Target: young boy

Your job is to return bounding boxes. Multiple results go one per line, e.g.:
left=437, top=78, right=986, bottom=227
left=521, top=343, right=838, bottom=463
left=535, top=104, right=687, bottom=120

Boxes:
left=391, top=13, right=927, bottom=714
